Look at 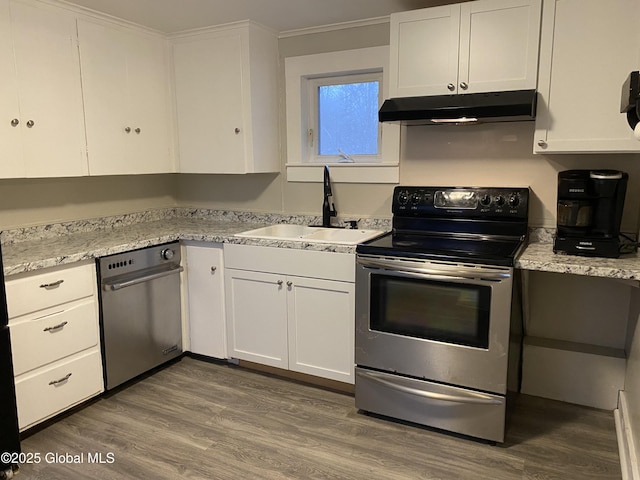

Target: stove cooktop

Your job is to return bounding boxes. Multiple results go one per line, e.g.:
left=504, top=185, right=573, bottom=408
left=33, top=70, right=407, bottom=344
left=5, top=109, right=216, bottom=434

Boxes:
left=356, top=186, right=530, bottom=267
left=357, top=232, right=525, bottom=267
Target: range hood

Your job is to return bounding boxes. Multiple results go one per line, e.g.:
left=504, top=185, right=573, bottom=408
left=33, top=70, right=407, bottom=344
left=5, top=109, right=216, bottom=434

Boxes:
left=378, top=89, right=537, bottom=125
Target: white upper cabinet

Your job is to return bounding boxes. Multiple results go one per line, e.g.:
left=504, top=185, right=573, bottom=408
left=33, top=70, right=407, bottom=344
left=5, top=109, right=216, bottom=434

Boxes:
left=0, top=0, right=87, bottom=178
left=171, top=21, right=279, bottom=174
left=534, top=0, right=640, bottom=153
left=77, top=18, right=175, bottom=175
left=389, top=0, right=542, bottom=97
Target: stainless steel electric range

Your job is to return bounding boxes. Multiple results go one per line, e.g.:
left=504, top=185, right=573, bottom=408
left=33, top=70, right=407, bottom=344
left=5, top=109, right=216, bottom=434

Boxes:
left=355, top=185, right=529, bottom=443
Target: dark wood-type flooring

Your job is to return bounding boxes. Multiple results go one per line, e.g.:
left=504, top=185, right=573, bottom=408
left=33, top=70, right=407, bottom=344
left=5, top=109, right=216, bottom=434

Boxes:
left=19, top=356, right=621, bottom=479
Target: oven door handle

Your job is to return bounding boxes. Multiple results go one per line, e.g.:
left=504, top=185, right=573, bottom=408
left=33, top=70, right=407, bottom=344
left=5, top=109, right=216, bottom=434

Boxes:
left=357, top=256, right=510, bottom=281
left=359, top=370, right=503, bottom=405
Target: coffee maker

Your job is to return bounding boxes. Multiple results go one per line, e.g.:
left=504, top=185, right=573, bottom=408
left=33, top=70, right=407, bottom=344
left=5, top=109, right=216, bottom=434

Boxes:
left=553, top=169, right=630, bottom=258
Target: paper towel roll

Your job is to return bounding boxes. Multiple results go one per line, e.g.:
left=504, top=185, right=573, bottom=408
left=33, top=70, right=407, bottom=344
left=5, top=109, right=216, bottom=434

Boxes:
left=635, top=122, right=640, bottom=140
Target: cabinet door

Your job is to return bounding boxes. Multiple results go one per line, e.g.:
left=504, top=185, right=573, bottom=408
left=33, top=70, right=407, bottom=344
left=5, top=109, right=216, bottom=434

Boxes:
left=287, top=277, right=355, bottom=384
left=186, top=244, right=226, bottom=359
left=534, top=0, right=640, bottom=153
left=126, top=29, right=173, bottom=173
left=77, top=19, right=129, bottom=174
left=173, top=29, right=245, bottom=173
left=9, top=0, right=87, bottom=177
left=78, top=19, right=173, bottom=175
left=389, top=5, right=461, bottom=97
left=459, top=0, right=541, bottom=93
left=225, top=269, right=288, bottom=368
left=0, top=0, right=23, bottom=178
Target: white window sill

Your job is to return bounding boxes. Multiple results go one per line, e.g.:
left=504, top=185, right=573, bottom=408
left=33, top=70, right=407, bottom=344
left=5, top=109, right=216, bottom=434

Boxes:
left=286, top=163, right=399, bottom=183
left=285, top=46, right=400, bottom=185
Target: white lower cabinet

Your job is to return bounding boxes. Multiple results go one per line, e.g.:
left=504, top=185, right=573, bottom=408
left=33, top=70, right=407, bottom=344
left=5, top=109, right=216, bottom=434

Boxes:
left=14, top=350, right=103, bottom=430
left=225, top=269, right=288, bottom=368
left=224, top=244, right=356, bottom=384
left=184, top=242, right=227, bottom=359
left=287, top=276, right=355, bottom=382
left=6, top=261, right=103, bottom=431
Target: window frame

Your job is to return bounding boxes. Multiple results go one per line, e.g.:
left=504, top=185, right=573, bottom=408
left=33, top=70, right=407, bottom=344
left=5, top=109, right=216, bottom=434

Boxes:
left=285, top=46, right=400, bottom=184
left=308, top=71, right=383, bottom=163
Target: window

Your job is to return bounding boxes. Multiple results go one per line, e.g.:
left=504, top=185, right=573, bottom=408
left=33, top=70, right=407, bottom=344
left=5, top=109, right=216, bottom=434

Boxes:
left=309, top=73, right=382, bottom=162
left=285, top=46, right=399, bottom=184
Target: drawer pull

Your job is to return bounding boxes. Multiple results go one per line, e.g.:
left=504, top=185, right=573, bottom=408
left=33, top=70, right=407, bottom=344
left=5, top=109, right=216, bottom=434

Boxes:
left=43, top=321, right=68, bottom=332
left=39, top=279, right=64, bottom=289
left=49, top=372, right=72, bottom=386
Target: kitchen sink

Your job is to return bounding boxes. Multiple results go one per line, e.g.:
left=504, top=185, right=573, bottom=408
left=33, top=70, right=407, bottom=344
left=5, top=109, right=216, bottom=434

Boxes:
left=235, top=224, right=385, bottom=245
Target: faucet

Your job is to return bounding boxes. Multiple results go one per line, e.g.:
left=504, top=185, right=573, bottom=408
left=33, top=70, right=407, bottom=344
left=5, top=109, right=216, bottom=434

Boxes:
left=322, top=165, right=337, bottom=227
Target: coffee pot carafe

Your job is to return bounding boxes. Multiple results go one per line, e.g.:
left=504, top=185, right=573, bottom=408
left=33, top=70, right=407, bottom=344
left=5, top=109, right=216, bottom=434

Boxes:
left=554, top=169, right=629, bottom=258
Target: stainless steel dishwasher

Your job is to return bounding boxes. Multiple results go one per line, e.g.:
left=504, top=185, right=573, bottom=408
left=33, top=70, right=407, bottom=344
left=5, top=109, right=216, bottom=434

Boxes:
left=98, top=242, right=183, bottom=390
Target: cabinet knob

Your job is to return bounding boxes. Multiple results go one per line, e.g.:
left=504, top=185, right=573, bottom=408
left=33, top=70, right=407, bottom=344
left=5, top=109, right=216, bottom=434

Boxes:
left=26, top=119, right=34, bottom=128
left=10, top=118, right=19, bottom=127
left=210, top=266, right=217, bottom=274
left=277, top=280, right=283, bottom=286
left=537, top=140, right=547, bottom=148
left=124, top=127, right=131, bottom=133
left=135, top=127, right=141, bottom=134
left=459, top=82, right=468, bottom=90
left=234, top=127, right=241, bottom=134
left=447, top=83, right=455, bottom=91
left=286, top=281, right=292, bottom=287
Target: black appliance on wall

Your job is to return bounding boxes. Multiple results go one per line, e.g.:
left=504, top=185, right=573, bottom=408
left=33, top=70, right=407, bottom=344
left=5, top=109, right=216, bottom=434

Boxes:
left=0, top=245, right=20, bottom=478
left=621, top=71, right=640, bottom=131
left=553, top=170, right=633, bottom=258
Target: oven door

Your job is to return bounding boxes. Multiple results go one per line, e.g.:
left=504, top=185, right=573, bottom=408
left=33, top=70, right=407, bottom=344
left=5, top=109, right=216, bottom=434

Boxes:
left=355, top=254, right=514, bottom=394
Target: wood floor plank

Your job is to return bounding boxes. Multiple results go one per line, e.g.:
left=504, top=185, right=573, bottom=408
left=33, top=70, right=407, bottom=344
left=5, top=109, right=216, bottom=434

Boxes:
left=18, top=357, right=622, bottom=480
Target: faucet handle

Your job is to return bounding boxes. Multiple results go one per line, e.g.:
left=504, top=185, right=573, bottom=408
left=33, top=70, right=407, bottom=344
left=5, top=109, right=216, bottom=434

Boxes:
left=346, top=220, right=358, bottom=229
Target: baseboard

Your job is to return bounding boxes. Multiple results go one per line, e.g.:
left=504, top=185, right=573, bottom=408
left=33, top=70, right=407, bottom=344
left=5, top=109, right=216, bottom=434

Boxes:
left=616, top=391, right=640, bottom=480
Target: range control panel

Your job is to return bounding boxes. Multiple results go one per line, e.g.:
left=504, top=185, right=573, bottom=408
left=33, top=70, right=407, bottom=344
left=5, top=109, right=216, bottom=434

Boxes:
left=392, top=186, right=529, bottom=219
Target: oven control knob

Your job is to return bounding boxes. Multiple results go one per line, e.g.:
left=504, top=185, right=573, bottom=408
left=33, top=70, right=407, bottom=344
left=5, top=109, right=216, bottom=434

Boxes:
left=508, top=194, right=520, bottom=207
left=493, top=195, right=505, bottom=207
left=410, top=192, right=422, bottom=205
left=161, top=248, right=175, bottom=260
left=480, top=194, right=491, bottom=206
left=397, top=190, right=409, bottom=205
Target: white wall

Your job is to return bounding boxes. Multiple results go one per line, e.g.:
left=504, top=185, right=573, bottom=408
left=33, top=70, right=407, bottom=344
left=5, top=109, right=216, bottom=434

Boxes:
left=623, top=289, right=640, bottom=478
left=0, top=174, right=177, bottom=229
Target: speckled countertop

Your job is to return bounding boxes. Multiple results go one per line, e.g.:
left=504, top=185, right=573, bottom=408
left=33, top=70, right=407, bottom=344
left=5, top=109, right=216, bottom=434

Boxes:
left=516, top=241, right=640, bottom=281
left=1, top=211, right=390, bottom=276
left=4, top=210, right=640, bottom=281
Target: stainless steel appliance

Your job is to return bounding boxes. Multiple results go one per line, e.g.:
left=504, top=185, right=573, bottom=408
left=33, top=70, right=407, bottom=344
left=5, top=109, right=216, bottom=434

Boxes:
left=355, top=186, right=529, bottom=443
left=554, top=170, right=633, bottom=258
left=0, top=245, right=20, bottom=478
left=98, top=243, right=183, bottom=390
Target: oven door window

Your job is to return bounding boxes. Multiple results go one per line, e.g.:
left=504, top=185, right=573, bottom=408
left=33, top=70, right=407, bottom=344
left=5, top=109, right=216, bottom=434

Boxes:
left=370, top=274, right=491, bottom=349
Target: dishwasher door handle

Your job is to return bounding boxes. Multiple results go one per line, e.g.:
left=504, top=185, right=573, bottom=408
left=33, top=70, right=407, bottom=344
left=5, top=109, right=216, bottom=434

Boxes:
left=103, top=266, right=184, bottom=291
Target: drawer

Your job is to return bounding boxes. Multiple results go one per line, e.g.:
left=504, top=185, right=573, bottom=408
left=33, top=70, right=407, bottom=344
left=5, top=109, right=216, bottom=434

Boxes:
left=14, top=349, right=103, bottom=431
left=6, top=263, right=96, bottom=319
left=10, top=300, right=99, bottom=376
